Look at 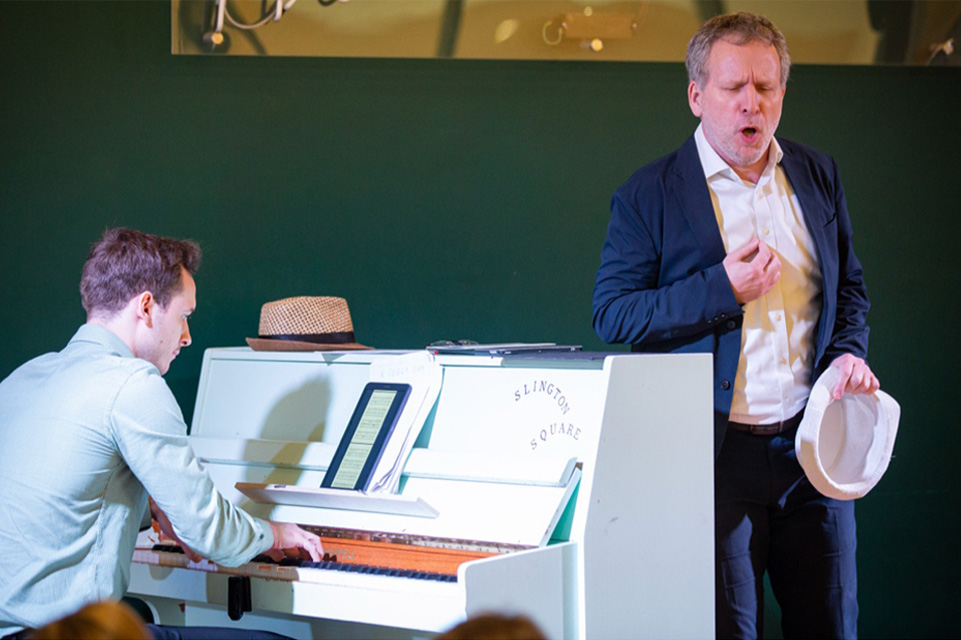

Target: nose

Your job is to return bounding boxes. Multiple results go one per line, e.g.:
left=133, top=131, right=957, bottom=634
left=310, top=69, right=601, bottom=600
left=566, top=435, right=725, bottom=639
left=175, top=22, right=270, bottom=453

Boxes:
left=742, top=85, right=759, bottom=113
left=181, top=320, right=192, bottom=348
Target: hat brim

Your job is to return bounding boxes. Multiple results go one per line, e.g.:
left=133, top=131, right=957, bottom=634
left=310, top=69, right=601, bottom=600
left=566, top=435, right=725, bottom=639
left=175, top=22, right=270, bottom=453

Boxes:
left=246, top=337, right=373, bottom=352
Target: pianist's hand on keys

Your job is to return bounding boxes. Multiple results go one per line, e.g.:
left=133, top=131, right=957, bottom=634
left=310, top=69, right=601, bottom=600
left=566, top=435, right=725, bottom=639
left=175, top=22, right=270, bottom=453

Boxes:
left=150, top=497, right=323, bottom=563
left=266, top=522, right=324, bottom=562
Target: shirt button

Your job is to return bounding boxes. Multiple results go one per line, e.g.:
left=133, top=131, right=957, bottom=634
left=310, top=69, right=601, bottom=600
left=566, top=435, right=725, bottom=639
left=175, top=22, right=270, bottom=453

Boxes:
left=763, top=228, right=771, bottom=236
left=779, top=357, right=787, bottom=366
left=775, top=313, right=782, bottom=321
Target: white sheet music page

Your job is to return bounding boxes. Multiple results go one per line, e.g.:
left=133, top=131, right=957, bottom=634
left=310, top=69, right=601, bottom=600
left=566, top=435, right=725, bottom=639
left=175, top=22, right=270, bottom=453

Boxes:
left=366, top=351, right=442, bottom=494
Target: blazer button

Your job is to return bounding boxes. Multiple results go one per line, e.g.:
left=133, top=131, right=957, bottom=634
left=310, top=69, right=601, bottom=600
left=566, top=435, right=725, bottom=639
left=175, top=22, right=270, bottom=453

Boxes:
left=721, top=380, right=731, bottom=390
left=726, top=320, right=736, bottom=330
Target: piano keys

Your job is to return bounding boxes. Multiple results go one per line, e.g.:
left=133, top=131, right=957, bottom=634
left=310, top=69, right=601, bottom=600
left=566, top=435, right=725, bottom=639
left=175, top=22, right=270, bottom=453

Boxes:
left=127, top=349, right=716, bottom=639
left=138, top=524, right=528, bottom=583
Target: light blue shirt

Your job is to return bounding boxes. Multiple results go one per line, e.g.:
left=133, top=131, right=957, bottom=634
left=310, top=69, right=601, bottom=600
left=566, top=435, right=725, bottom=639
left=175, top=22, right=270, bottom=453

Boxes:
left=0, top=325, right=273, bottom=635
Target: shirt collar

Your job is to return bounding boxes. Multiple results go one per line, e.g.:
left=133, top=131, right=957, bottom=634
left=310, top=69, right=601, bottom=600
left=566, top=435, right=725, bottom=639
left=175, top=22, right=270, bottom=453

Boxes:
left=71, top=323, right=136, bottom=359
left=693, top=123, right=783, bottom=182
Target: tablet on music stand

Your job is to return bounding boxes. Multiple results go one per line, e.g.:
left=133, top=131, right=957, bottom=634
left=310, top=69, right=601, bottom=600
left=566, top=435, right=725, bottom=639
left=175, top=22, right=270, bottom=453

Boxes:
left=321, top=382, right=412, bottom=491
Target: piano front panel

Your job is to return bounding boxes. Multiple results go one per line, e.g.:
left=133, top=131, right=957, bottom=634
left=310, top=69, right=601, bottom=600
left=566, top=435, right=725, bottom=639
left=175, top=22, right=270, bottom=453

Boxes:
left=129, top=559, right=465, bottom=633
left=194, top=354, right=370, bottom=443
left=426, top=364, right=608, bottom=466
left=130, top=541, right=570, bottom=636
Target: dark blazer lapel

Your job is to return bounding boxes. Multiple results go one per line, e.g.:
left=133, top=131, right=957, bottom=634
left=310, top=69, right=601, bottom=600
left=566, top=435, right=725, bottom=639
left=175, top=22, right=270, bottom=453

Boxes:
left=673, top=135, right=727, bottom=264
left=779, top=143, right=831, bottom=267
left=778, top=140, right=839, bottom=363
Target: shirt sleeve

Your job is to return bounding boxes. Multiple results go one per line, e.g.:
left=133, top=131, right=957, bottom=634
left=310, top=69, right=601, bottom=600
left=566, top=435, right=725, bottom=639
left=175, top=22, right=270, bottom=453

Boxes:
left=108, top=364, right=273, bottom=567
left=592, top=189, right=742, bottom=347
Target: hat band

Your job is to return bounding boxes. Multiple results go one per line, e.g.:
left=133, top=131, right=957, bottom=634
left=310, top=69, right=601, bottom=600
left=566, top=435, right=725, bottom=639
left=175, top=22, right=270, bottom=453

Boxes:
left=259, top=331, right=356, bottom=344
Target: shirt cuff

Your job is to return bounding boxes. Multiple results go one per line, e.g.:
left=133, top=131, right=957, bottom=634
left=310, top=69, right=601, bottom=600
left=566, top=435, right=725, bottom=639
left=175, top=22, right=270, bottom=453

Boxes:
left=252, top=517, right=275, bottom=555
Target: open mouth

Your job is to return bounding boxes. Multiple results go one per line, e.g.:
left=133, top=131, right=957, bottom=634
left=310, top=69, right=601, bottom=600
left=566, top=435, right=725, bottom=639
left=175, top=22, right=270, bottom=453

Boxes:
left=740, top=126, right=759, bottom=140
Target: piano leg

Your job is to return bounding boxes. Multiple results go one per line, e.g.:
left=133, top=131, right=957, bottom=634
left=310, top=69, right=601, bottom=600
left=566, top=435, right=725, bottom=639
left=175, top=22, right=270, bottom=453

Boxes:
left=228, top=576, right=253, bottom=621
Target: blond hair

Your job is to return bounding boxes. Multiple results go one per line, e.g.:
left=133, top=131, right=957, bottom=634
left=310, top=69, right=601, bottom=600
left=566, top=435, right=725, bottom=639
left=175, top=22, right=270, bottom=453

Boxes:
left=686, top=12, right=791, bottom=88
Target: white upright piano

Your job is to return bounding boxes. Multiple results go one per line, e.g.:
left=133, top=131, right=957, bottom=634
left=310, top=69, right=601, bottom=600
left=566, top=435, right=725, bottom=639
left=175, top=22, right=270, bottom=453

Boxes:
left=127, top=348, right=715, bottom=639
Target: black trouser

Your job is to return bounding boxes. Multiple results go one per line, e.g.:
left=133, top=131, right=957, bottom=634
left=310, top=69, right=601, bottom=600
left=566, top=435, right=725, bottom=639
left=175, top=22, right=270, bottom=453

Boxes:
left=715, top=422, right=858, bottom=639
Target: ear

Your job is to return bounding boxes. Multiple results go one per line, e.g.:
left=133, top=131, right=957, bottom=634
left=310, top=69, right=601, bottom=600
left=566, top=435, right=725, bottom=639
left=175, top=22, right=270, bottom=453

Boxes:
left=688, top=80, right=703, bottom=118
left=134, top=292, right=155, bottom=327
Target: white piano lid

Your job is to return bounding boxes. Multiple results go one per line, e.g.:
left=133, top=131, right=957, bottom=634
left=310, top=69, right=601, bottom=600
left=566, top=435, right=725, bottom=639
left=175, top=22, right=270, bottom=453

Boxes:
left=263, top=469, right=580, bottom=548
left=191, top=437, right=335, bottom=471
left=191, top=438, right=575, bottom=487
left=404, top=449, right=576, bottom=486
left=235, top=483, right=440, bottom=518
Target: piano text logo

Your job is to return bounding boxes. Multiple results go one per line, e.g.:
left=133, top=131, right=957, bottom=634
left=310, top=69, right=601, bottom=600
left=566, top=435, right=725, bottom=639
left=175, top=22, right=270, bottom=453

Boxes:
left=513, top=379, right=580, bottom=450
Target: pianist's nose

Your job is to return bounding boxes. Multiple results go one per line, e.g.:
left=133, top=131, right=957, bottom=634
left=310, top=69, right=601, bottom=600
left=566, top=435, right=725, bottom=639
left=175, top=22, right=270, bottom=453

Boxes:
left=180, top=322, right=192, bottom=347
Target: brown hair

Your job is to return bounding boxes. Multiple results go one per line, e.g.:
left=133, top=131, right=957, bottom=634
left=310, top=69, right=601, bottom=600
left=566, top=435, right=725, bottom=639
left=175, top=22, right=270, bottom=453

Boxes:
left=436, top=613, right=547, bottom=640
left=686, top=12, right=791, bottom=89
left=80, top=227, right=201, bottom=317
left=30, top=600, right=151, bottom=640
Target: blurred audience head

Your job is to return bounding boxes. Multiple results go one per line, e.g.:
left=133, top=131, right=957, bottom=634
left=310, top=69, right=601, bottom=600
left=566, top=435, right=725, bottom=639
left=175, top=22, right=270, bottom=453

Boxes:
left=436, top=612, right=548, bottom=640
left=30, top=600, right=151, bottom=640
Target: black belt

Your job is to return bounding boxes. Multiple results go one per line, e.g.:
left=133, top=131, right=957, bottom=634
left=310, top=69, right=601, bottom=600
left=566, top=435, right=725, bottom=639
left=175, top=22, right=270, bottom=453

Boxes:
left=727, top=411, right=803, bottom=435
left=1, top=631, right=33, bottom=640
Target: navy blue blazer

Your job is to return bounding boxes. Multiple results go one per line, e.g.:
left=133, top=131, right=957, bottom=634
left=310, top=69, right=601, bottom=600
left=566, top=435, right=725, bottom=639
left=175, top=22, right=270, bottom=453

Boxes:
left=592, top=134, right=870, bottom=456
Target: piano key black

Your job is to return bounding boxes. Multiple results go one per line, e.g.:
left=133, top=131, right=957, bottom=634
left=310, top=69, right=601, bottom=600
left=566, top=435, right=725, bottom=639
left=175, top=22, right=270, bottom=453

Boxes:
left=152, top=544, right=184, bottom=554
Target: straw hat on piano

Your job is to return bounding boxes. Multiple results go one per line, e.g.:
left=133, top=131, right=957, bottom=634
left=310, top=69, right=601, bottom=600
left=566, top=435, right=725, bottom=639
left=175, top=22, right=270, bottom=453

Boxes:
left=246, top=296, right=373, bottom=351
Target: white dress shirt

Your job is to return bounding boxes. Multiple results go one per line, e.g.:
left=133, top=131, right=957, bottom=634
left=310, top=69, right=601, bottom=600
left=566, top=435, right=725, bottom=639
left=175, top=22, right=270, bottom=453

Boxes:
left=694, top=125, right=823, bottom=425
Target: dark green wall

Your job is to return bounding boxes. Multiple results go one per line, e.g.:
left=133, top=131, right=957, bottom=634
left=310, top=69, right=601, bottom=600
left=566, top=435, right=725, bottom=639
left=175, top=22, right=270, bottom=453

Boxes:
left=2, top=2, right=959, bottom=638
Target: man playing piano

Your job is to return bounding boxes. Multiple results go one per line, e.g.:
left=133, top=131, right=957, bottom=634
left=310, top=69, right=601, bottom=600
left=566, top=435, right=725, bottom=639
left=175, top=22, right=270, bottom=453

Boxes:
left=0, top=228, right=323, bottom=640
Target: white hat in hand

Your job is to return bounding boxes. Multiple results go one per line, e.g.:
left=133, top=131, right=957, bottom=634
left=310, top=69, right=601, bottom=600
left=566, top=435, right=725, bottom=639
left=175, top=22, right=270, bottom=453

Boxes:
left=796, top=366, right=900, bottom=500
